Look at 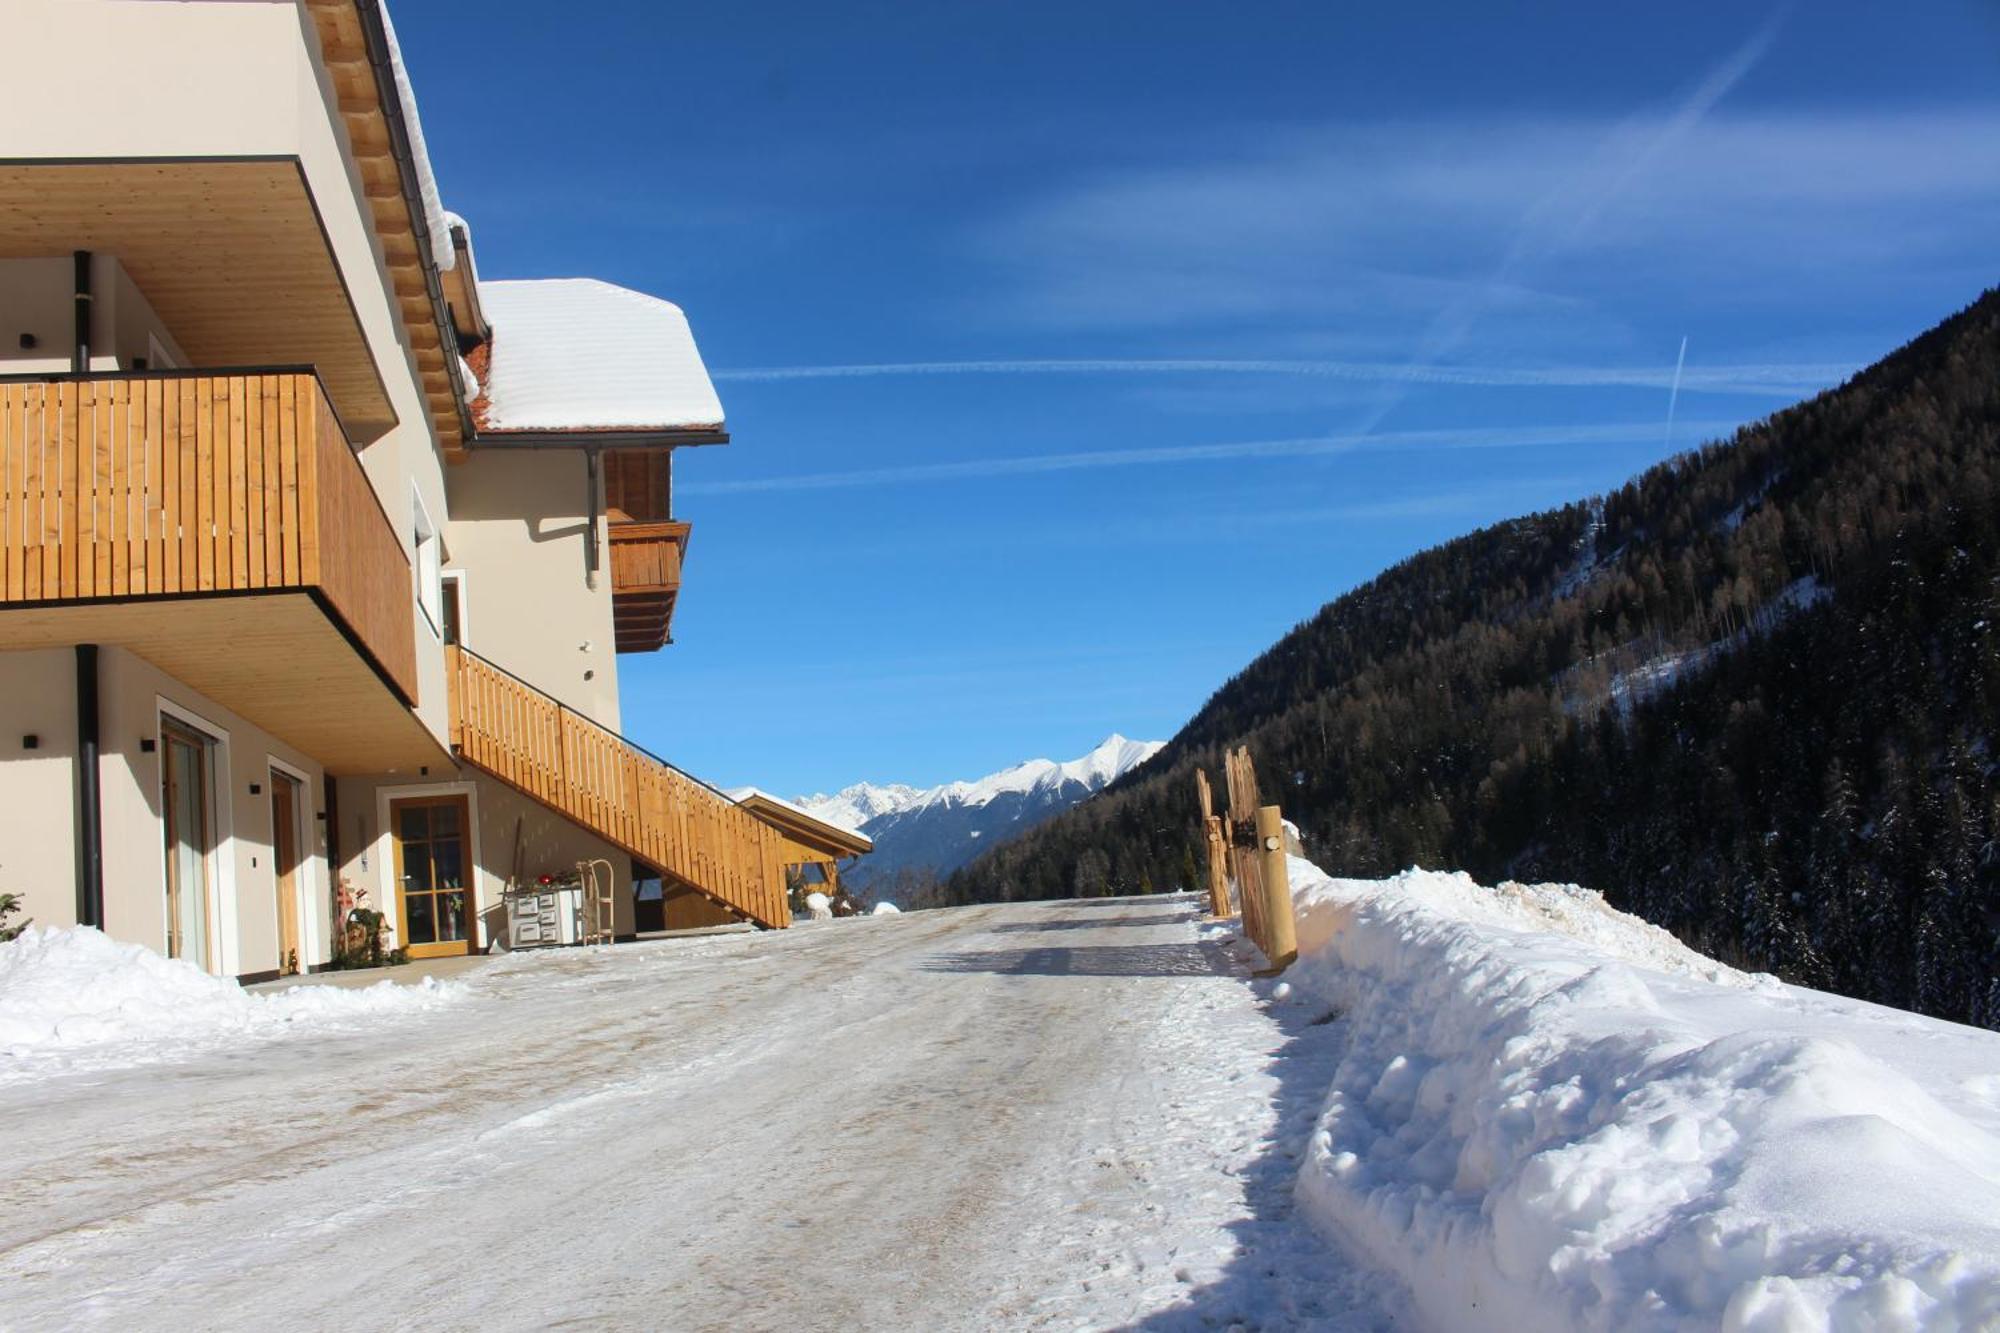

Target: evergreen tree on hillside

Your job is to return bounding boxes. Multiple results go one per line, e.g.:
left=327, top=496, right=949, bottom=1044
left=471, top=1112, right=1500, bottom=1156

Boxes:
left=947, top=288, right=2000, bottom=1028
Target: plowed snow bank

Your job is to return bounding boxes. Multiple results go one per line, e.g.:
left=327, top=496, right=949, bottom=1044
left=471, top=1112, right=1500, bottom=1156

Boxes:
left=1286, top=859, right=2000, bottom=1332
left=0, top=927, right=460, bottom=1080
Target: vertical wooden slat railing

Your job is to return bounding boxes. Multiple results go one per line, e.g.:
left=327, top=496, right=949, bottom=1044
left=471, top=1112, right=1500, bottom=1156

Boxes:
left=446, top=644, right=789, bottom=930
left=0, top=369, right=416, bottom=701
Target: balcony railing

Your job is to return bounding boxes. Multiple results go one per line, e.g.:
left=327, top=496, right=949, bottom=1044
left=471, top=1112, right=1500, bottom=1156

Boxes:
left=445, top=643, right=790, bottom=929
left=0, top=369, right=417, bottom=701
left=608, top=519, right=689, bottom=654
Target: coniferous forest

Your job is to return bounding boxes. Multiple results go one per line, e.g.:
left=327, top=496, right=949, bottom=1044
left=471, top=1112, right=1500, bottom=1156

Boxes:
left=947, top=289, right=2000, bottom=1027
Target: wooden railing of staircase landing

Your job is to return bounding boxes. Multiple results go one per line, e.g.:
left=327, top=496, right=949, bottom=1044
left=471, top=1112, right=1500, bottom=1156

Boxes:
left=445, top=644, right=790, bottom=930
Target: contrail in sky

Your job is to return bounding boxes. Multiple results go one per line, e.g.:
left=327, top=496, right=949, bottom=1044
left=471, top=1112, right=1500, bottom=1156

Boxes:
left=1665, top=336, right=1689, bottom=448
left=711, top=357, right=1840, bottom=396
left=1344, top=11, right=1787, bottom=438
left=680, top=418, right=1738, bottom=498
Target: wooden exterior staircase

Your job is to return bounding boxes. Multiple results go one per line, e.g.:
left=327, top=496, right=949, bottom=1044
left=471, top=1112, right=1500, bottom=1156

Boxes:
left=445, top=644, right=790, bottom=930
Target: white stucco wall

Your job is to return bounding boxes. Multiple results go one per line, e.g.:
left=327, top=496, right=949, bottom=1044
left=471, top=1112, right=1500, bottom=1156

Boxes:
left=0, top=0, right=455, bottom=746
left=444, top=448, right=622, bottom=727
left=333, top=769, right=634, bottom=951
left=0, top=647, right=330, bottom=978
left=0, top=652, right=81, bottom=933
left=0, top=255, right=190, bottom=375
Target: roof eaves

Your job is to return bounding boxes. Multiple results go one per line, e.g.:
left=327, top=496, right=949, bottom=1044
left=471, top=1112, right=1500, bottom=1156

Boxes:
left=348, top=0, right=474, bottom=452
left=472, top=426, right=729, bottom=449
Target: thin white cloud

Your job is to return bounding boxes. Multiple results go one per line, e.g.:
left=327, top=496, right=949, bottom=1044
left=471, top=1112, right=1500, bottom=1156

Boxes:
left=712, top=357, right=1844, bottom=396
left=980, top=99, right=2000, bottom=334
left=680, top=419, right=1739, bottom=497
left=1351, top=13, right=1786, bottom=434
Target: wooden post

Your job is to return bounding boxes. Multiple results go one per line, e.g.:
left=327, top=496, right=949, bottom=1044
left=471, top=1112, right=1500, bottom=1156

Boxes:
left=1204, top=815, right=1230, bottom=917
left=1195, top=768, right=1231, bottom=917
left=1253, top=804, right=1297, bottom=969
left=1235, top=828, right=1265, bottom=947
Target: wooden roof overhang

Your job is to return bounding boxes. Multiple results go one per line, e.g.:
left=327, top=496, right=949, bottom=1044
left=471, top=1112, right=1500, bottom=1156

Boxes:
left=0, top=159, right=399, bottom=439
left=304, top=0, right=472, bottom=461
left=734, top=794, right=875, bottom=861
left=0, top=593, right=447, bottom=775
left=440, top=220, right=490, bottom=347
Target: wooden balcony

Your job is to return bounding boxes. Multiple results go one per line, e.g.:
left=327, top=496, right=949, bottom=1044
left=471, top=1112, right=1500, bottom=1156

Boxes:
left=0, top=370, right=440, bottom=773
left=608, top=519, right=689, bottom=654
left=446, top=644, right=790, bottom=929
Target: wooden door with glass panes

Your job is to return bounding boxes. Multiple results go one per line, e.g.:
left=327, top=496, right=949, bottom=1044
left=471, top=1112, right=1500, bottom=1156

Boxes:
left=390, top=796, right=473, bottom=958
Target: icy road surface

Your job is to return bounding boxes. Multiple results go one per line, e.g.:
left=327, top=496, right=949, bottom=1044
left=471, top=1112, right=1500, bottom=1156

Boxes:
left=0, top=896, right=1405, bottom=1331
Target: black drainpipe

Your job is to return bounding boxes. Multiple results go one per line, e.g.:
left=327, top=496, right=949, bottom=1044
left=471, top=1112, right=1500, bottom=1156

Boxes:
left=71, top=250, right=92, bottom=373
left=75, top=644, right=103, bottom=929
left=584, top=447, right=602, bottom=589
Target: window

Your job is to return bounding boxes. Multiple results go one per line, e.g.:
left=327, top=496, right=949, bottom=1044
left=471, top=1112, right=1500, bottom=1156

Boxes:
left=160, top=717, right=218, bottom=970
left=440, top=571, right=465, bottom=646
left=412, top=491, right=442, bottom=637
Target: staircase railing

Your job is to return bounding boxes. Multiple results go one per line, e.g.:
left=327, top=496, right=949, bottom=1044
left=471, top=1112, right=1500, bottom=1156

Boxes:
left=445, top=644, right=789, bottom=929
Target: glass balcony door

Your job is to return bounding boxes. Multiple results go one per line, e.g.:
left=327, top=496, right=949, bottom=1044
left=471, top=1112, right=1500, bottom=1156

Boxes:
left=161, top=719, right=217, bottom=972
left=391, top=796, right=472, bottom=959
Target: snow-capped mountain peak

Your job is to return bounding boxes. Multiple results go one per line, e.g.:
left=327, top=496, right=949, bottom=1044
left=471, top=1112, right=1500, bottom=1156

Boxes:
left=791, top=781, right=924, bottom=833
left=793, top=734, right=1166, bottom=887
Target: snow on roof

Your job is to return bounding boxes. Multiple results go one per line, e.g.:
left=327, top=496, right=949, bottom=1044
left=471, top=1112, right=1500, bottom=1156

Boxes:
left=475, top=279, right=726, bottom=434
left=726, top=787, right=873, bottom=849
left=377, top=3, right=455, bottom=271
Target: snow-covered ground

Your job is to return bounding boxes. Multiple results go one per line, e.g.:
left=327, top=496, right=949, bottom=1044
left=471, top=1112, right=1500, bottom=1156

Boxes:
left=5, top=863, right=1994, bottom=1331
left=1282, top=859, right=2000, bottom=1332
left=0, top=898, right=1401, bottom=1331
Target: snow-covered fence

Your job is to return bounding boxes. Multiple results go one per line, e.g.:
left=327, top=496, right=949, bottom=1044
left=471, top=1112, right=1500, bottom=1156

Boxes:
left=1196, top=748, right=1297, bottom=970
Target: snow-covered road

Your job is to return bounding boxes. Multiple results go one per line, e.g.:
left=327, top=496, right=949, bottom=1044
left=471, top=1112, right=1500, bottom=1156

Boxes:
left=0, top=896, right=1404, bottom=1331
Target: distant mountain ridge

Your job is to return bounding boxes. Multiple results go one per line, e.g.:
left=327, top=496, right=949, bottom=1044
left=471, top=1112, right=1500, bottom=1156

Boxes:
left=797, top=735, right=1165, bottom=890
left=945, top=288, right=2000, bottom=1030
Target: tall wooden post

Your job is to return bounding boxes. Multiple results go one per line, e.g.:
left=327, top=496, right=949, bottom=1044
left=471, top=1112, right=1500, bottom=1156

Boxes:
left=1214, top=745, right=1297, bottom=973
left=1204, top=816, right=1230, bottom=917
left=1195, top=768, right=1231, bottom=917
left=1253, top=804, right=1297, bottom=968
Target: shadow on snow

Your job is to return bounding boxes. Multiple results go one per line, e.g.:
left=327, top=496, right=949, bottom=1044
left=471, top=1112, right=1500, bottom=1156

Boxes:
left=1118, top=938, right=1408, bottom=1332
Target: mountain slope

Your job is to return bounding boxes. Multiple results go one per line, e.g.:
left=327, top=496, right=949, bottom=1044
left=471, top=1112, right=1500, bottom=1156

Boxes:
left=947, top=288, right=2000, bottom=1027
left=799, top=735, right=1164, bottom=892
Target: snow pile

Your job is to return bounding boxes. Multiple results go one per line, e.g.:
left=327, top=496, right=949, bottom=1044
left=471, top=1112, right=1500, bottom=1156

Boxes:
left=1284, top=859, right=2000, bottom=1332
left=871, top=902, right=902, bottom=916
left=0, top=927, right=461, bottom=1079
left=478, top=279, right=723, bottom=432
left=803, top=892, right=833, bottom=921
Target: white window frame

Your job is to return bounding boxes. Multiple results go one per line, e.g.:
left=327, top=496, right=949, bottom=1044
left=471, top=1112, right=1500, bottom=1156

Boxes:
left=371, top=780, right=488, bottom=951
left=440, top=569, right=468, bottom=647
left=412, top=487, right=443, bottom=640
left=156, top=697, right=239, bottom=977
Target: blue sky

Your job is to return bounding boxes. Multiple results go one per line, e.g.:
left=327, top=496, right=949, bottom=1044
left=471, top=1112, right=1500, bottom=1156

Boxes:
left=396, top=1, right=2000, bottom=796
